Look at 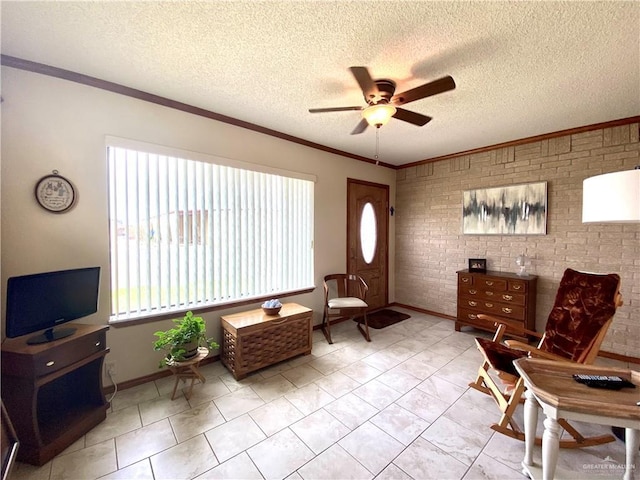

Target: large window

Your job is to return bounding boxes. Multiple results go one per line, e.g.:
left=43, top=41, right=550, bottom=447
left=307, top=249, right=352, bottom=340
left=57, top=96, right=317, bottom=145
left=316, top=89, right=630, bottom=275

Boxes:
left=107, top=138, right=314, bottom=321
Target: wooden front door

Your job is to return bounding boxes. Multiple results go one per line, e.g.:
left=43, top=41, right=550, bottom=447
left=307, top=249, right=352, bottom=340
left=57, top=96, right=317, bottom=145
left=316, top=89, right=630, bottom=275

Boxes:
left=347, top=179, right=389, bottom=311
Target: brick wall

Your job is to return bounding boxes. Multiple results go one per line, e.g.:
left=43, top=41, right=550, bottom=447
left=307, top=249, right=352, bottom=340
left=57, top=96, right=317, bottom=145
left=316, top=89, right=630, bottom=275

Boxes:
left=395, top=122, right=639, bottom=358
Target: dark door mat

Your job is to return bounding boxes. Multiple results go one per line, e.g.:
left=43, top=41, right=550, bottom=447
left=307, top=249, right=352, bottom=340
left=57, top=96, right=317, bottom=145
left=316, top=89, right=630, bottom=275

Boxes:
left=353, top=309, right=411, bottom=329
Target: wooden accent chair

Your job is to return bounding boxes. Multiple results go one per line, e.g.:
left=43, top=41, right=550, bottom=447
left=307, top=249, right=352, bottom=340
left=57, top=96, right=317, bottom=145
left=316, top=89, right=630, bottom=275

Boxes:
left=469, top=268, right=623, bottom=448
left=322, top=273, right=370, bottom=344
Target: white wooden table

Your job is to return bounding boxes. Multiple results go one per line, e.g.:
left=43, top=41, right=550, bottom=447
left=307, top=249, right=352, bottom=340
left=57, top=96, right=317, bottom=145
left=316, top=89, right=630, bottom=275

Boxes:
left=514, top=358, right=640, bottom=480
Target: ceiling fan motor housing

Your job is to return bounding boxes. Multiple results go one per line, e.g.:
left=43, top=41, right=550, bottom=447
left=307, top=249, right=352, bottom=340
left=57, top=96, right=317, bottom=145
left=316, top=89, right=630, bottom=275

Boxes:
left=367, top=79, right=396, bottom=105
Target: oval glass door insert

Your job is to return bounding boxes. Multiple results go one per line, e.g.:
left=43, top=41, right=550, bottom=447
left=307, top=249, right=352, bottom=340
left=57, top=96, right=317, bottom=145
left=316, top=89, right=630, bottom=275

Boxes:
left=360, top=202, right=377, bottom=264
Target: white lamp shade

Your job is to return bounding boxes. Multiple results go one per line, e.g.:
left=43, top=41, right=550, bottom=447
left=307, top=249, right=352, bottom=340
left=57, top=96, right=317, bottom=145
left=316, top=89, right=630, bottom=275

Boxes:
left=582, top=169, right=640, bottom=223
left=362, top=104, right=397, bottom=127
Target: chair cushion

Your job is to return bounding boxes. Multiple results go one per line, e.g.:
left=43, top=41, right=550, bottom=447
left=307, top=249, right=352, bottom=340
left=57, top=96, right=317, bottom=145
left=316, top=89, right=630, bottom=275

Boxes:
left=328, top=297, right=368, bottom=309
left=540, top=268, right=620, bottom=361
left=475, top=337, right=527, bottom=377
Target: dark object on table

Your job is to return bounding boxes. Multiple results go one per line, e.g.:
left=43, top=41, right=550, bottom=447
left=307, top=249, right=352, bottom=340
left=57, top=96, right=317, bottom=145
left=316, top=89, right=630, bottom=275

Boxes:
left=468, top=258, right=487, bottom=273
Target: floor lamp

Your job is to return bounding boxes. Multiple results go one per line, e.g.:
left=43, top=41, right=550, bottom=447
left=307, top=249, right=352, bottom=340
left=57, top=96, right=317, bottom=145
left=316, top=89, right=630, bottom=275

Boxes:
left=582, top=167, right=640, bottom=223
left=582, top=166, right=640, bottom=443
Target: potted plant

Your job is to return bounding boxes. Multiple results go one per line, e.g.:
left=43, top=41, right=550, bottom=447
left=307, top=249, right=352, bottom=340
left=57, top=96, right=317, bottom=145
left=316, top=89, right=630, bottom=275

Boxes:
left=152, top=311, right=219, bottom=368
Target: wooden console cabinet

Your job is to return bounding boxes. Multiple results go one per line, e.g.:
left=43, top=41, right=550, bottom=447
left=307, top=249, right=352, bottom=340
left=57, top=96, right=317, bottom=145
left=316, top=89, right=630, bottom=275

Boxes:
left=221, top=303, right=312, bottom=380
left=1, top=324, right=109, bottom=466
left=456, top=269, right=537, bottom=339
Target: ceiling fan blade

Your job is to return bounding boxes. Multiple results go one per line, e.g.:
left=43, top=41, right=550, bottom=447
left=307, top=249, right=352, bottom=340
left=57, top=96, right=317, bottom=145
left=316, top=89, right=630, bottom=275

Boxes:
left=309, top=106, right=362, bottom=113
left=393, top=107, right=433, bottom=126
left=349, top=66, right=379, bottom=101
left=392, top=76, right=456, bottom=106
left=350, top=118, right=369, bottom=135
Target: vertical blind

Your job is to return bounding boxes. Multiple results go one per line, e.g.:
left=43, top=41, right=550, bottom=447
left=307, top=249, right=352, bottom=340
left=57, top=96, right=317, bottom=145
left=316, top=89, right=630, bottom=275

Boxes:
left=108, top=144, right=314, bottom=320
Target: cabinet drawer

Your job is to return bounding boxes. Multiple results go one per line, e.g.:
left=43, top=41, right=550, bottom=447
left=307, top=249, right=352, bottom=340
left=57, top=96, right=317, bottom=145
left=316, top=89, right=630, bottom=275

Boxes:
left=459, top=298, right=526, bottom=321
left=479, top=290, right=525, bottom=305
left=477, top=276, right=507, bottom=291
left=2, top=325, right=108, bottom=379
left=457, top=307, right=526, bottom=337
left=461, top=287, right=511, bottom=302
left=458, top=274, right=475, bottom=286
left=33, top=330, right=107, bottom=377
left=497, top=292, right=526, bottom=306
left=508, top=279, right=528, bottom=293
left=459, top=286, right=481, bottom=298
left=456, top=307, right=495, bottom=329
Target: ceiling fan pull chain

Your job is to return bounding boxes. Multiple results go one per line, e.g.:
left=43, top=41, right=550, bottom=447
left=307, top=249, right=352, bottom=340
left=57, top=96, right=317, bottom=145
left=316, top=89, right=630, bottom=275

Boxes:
left=375, top=126, right=380, bottom=165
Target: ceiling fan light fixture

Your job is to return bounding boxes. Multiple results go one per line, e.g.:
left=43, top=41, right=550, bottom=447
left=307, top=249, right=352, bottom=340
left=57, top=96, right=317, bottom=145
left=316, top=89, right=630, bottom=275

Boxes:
left=362, top=103, right=397, bottom=127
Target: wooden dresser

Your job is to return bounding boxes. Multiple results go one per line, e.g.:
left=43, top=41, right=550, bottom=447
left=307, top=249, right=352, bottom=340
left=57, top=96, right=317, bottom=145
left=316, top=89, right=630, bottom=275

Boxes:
left=456, top=269, right=537, bottom=339
left=220, top=303, right=312, bottom=380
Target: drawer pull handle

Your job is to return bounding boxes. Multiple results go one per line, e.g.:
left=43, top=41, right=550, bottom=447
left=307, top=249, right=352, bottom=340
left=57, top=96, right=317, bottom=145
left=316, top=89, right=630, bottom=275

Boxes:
left=468, top=314, right=477, bottom=320
left=270, top=319, right=288, bottom=325
left=485, top=281, right=494, bottom=286
left=46, top=361, right=55, bottom=367
left=95, top=341, right=101, bottom=347
left=462, top=278, right=470, bottom=283
left=485, top=291, right=494, bottom=296
left=469, top=289, right=477, bottom=295
left=468, top=301, right=477, bottom=307
left=485, top=303, right=493, bottom=308
left=502, top=307, right=513, bottom=314
left=502, top=295, right=513, bottom=301
left=512, top=285, right=522, bottom=290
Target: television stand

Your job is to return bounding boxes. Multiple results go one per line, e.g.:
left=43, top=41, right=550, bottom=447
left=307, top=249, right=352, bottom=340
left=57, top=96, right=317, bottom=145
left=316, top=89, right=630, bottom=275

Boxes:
left=1, top=323, right=109, bottom=465
left=27, top=326, right=77, bottom=345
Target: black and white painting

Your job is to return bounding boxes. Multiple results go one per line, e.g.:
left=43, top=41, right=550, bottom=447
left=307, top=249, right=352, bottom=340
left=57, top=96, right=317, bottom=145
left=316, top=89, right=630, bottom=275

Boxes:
left=462, top=182, right=547, bottom=235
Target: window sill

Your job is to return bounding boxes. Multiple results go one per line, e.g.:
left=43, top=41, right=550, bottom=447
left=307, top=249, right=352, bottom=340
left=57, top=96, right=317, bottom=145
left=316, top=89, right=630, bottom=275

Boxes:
left=108, top=286, right=316, bottom=328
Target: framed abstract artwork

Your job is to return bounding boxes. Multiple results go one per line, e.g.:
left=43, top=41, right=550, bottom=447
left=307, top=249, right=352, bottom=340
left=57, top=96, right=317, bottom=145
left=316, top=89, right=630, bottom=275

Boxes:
left=462, top=181, right=547, bottom=235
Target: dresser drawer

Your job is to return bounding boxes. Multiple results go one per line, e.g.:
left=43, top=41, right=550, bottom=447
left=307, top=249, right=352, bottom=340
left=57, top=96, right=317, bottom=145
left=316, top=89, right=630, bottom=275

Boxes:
left=508, top=279, right=528, bottom=293
left=459, top=297, right=526, bottom=320
left=460, top=286, right=518, bottom=302
left=478, top=289, right=526, bottom=304
left=456, top=307, right=494, bottom=329
left=458, top=273, right=475, bottom=286
left=497, top=292, right=526, bottom=306
left=476, top=276, right=507, bottom=291
left=458, top=307, right=526, bottom=336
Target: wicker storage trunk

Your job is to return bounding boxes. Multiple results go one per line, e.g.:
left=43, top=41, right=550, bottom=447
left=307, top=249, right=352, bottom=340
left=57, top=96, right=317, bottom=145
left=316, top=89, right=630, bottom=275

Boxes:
left=220, top=303, right=313, bottom=380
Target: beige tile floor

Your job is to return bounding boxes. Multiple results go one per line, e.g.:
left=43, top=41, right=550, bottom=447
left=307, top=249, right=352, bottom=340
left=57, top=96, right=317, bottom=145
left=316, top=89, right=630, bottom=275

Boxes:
left=10, top=308, right=637, bottom=480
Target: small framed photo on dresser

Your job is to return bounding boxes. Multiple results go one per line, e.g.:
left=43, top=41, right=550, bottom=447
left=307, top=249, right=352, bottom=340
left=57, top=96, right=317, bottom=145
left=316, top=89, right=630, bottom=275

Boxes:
left=469, top=258, right=487, bottom=273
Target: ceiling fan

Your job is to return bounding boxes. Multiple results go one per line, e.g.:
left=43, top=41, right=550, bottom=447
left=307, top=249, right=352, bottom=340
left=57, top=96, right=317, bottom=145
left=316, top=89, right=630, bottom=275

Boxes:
left=309, top=66, right=456, bottom=135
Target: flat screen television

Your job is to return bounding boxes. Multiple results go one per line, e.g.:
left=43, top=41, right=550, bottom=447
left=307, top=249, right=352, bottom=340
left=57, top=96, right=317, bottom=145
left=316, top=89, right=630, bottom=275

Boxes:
left=5, top=266, right=100, bottom=344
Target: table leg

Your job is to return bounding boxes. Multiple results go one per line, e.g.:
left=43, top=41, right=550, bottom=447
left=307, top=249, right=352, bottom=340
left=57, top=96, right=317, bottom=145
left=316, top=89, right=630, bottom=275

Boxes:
left=184, top=363, right=206, bottom=400
left=624, top=428, right=639, bottom=480
left=169, top=367, right=181, bottom=400
left=522, top=389, right=539, bottom=475
left=189, top=364, right=206, bottom=383
left=542, top=417, right=561, bottom=480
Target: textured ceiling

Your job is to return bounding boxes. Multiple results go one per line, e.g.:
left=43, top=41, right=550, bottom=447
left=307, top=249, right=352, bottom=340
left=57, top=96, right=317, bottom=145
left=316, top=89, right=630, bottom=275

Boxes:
left=2, top=1, right=639, bottom=166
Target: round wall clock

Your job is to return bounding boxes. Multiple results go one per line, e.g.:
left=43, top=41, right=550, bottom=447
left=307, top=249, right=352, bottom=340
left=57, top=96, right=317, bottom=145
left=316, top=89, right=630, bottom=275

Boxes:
left=35, top=171, right=76, bottom=213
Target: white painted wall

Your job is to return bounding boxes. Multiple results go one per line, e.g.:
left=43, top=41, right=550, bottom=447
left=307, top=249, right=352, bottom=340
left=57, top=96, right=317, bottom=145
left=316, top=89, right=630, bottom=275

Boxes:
left=1, top=68, right=397, bottom=382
